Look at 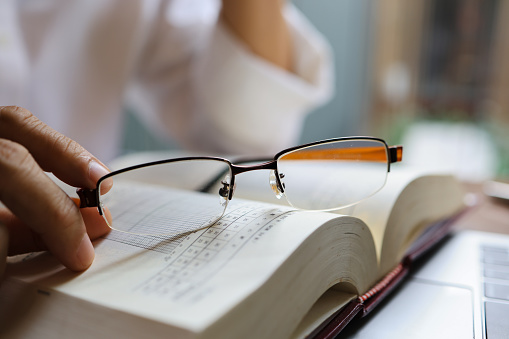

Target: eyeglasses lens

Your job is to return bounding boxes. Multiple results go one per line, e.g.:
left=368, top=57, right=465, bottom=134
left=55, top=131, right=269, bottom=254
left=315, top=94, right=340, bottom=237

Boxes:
left=97, top=159, right=232, bottom=235
left=276, top=139, right=389, bottom=210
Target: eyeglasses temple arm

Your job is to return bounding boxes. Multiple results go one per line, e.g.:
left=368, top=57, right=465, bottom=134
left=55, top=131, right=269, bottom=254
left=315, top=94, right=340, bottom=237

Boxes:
left=76, top=188, right=99, bottom=208
left=197, top=156, right=273, bottom=193
left=389, top=145, right=403, bottom=163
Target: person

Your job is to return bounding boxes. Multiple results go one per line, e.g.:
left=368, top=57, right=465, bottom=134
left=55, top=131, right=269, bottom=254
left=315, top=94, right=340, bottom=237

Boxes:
left=0, top=1, right=332, bottom=276
left=0, top=106, right=111, bottom=277
left=0, top=0, right=332, bottom=161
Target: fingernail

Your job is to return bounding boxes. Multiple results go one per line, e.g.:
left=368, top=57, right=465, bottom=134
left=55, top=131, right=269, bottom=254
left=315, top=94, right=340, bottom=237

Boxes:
left=76, top=234, right=95, bottom=270
left=89, top=161, right=110, bottom=183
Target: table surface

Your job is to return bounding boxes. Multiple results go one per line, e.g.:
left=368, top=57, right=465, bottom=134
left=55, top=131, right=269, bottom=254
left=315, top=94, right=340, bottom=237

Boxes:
left=454, top=182, right=509, bottom=235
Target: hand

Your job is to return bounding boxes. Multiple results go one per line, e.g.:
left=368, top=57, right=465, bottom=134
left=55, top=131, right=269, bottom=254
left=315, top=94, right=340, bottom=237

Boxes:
left=0, top=106, right=111, bottom=276
left=221, top=0, right=292, bottom=71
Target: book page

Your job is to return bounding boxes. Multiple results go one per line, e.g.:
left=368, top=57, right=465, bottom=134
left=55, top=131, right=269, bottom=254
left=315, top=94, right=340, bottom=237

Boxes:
left=91, top=151, right=465, bottom=337
left=4, top=203, right=285, bottom=326
left=3, top=184, right=371, bottom=337
left=234, top=165, right=462, bottom=267
left=341, top=165, right=464, bottom=277
left=232, top=165, right=421, bottom=261
left=290, top=289, right=357, bottom=339
left=344, top=166, right=425, bottom=260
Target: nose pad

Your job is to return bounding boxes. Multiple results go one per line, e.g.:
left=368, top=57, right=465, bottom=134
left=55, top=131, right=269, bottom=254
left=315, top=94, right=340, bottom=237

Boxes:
left=269, top=170, right=284, bottom=199
left=218, top=175, right=234, bottom=206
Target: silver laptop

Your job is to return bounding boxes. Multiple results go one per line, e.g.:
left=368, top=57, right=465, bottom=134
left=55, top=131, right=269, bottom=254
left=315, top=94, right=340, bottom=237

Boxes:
left=339, top=230, right=509, bottom=339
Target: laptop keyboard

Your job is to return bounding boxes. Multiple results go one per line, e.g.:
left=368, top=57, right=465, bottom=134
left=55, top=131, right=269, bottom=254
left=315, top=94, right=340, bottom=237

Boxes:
left=481, top=245, right=509, bottom=338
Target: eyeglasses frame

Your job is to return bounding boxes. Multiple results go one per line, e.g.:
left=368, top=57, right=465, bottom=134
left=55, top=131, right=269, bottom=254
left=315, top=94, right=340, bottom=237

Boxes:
left=77, top=136, right=403, bottom=218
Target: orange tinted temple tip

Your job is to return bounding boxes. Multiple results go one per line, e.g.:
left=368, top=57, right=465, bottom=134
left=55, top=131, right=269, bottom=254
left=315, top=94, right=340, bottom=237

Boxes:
left=389, top=145, right=403, bottom=163
left=71, top=197, right=81, bottom=207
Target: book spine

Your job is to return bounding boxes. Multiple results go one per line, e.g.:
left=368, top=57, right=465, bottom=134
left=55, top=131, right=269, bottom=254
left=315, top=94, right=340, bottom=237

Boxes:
left=358, top=263, right=404, bottom=303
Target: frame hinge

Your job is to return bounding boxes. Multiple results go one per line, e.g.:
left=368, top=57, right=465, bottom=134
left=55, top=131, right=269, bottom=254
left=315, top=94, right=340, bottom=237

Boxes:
left=389, top=145, right=403, bottom=163
left=76, top=188, right=98, bottom=208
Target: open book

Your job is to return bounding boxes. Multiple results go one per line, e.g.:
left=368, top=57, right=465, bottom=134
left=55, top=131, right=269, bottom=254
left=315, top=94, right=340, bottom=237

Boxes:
left=0, top=153, right=465, bottom=339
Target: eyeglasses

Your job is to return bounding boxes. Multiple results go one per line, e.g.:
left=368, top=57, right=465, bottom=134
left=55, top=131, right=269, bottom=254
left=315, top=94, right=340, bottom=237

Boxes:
left=77, top=137, right=403, bottom=236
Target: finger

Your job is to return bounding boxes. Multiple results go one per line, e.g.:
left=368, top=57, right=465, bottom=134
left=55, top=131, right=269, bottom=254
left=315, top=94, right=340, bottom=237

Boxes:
left=80, top=207, right=112, bottom=239
left=71, top=197, right=112, bottom=238
left=0, top=207, right=111, bottom=255
left=0, top=208, right=43, bottom=255
left=0, top=106, right=109, bottom=189
left=0, top=139, right=94, bottom=271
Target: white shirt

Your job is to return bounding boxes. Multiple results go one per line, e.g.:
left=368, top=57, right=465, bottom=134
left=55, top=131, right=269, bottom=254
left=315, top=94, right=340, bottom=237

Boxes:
left=0, top=0, right=332, bottom=162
